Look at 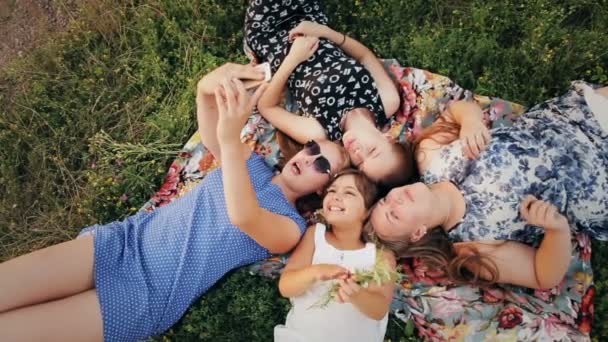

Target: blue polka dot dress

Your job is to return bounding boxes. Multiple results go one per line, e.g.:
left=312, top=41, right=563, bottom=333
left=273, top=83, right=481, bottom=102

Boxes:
left=82, top=152, right=307, bottom=341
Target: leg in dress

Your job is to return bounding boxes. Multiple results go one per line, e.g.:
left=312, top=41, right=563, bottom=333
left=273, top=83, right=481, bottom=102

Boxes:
left=0, top=289, right=103, bottom=342
left=0, top=235, right=95, bottom=313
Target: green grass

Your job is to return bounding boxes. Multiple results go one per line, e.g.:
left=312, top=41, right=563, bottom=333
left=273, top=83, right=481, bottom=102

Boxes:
left=0, top=0, right=606, bottom=340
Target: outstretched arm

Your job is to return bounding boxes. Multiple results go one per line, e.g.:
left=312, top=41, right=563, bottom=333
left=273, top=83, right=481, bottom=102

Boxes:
left=196, top=63, right=266, bottom=162
left=257, top=36, right=327, bottom=144
left=215, top=78, right=301, bottom=254
left=289, top=21, right=400, bottom=117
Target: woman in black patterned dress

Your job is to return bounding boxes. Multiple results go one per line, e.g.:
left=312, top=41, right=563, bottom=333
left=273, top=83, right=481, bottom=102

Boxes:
left=245, top=0, right=414, bottom=187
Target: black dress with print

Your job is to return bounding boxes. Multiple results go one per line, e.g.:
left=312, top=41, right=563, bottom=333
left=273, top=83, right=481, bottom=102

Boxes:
left=244, top=0, right=387, bottom=140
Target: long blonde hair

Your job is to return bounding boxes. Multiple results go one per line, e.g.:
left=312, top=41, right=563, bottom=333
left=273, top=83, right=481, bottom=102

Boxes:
left=363, top=221, right=498, bottom=286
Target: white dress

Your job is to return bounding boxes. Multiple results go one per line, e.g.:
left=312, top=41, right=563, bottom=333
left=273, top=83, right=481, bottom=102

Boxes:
left=274, top=223, right=388, bottom=342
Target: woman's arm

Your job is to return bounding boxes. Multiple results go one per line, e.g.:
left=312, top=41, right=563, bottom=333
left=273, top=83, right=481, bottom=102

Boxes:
left=289, top=21, right=400, bottom=117
left=444, top=100, right=491, bottom=159
left=336, top=250, right=397, bottom=320
left=279, top=227, right=349, bottom=297
left=415, top=100, right=490, bottom=170
left=196, top=63, right=265, bottom=161
left=257, top=37, right=327, bottom=144
left=215, top=78, right=302, bottom=254
left=459, top=196, right=572, bottom=289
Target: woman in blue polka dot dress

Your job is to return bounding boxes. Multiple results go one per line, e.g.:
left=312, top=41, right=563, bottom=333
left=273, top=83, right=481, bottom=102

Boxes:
left=0, top=63, right=349, bottom=341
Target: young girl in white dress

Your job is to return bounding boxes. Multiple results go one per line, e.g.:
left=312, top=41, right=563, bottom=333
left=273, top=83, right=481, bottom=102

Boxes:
left=274, top=169, right=396, bottom=342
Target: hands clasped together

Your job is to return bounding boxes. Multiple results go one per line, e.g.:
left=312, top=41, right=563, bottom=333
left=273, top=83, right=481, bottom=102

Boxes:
left=314, top=264, right=366, bottom=304
left=285, top=21, right=331, bottom=65
left=200, top=63, right=269, bottom=144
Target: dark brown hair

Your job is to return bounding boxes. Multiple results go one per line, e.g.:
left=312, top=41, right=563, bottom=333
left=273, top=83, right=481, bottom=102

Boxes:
left=276, top=130, right=350, bottom=176
left=364, top=222, right=498, bottom=286
left=277, top=131, right=350, bottom=213
left=378, top=141, right=418, bottom=191
left=324, top=168, right=379, bottom=210
left=276, top=130, right=302, bottom=169
left=314, top=168, right=379, bottom=227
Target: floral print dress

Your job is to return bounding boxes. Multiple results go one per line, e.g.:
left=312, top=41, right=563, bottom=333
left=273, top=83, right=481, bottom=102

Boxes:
left=421, top=81, right=608, bottom=245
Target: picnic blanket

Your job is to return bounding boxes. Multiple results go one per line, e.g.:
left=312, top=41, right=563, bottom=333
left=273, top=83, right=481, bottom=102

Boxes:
left=141, top=60, right=594, bottom=341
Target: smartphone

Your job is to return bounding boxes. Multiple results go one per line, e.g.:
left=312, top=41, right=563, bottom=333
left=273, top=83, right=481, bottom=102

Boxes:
left=243, top=62, right=272, bottom=90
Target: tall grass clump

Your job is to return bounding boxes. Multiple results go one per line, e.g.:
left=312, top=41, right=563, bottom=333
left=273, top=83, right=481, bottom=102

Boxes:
left=1, top=0, right=606, bottom=340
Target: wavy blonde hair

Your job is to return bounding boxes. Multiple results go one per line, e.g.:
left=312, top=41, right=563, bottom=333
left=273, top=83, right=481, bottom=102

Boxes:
left=363, top=220, right=499, bottom=286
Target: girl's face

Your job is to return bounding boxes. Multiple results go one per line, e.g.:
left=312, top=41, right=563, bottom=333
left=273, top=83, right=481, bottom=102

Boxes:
left=322, top=174, right=368, bottom=226
left=369, top=183, right=435, bottom=241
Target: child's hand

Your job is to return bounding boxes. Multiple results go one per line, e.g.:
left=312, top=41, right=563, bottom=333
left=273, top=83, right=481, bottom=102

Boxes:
left=215, top=78, right=267, bottom=144
left=286, top=36, right=320, bottom=66
left=459, top=117, right=491, bottom=159
left=336, top=277, right=362, bottom=304
left=288, top=21, right=328, bottom=41
left=313, top=264, right=349, bottom=281
left=520, top=195, right=570, bottom=234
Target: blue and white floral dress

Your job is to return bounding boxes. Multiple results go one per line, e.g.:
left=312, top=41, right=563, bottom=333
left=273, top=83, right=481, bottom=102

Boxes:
left=421, top=81, right=608, bottom=245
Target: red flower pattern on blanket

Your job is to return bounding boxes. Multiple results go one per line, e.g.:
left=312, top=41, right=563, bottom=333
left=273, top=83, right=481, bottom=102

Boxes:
left=498, top=307, right=524, bottom=329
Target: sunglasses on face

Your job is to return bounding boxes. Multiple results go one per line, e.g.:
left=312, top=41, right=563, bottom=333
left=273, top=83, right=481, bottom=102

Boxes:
left=303, top=140, right=332, bottom=176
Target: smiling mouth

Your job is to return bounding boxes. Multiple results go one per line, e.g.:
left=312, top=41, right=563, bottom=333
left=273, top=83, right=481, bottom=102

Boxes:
left=327, top=205, right=345, bottom=213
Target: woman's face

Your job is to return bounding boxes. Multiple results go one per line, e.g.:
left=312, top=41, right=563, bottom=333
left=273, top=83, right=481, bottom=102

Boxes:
left=342, top=128, right=403, bottom=183
left=370, top=183, right=435, bottom=241
left=322, top=174, right=368, bottom=226
left=282, top=140, right=347, bottom=195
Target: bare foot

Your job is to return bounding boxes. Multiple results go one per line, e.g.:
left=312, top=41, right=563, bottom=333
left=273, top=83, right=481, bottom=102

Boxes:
left=585, top=85, right=608, bottom=132
left=596, top=86, right=608, bottom=99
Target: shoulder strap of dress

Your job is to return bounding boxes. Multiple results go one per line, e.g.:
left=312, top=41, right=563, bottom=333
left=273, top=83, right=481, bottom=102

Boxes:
left=313, top=223, right=328, bottom=249
left=364, top=242, right=376, bottom=255
left=362, top=243, right=378, bottom=266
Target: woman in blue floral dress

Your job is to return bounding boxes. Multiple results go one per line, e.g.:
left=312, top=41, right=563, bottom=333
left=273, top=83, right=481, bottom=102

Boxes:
left=368, top=81, right=608, bottom=289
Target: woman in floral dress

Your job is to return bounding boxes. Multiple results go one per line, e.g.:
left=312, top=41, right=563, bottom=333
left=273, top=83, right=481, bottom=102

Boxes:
left=368, top=81, right=608, bottom=289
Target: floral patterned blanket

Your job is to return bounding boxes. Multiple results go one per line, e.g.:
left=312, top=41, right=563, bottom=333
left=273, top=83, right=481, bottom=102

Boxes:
left=141, top=61, right=594, bottom=341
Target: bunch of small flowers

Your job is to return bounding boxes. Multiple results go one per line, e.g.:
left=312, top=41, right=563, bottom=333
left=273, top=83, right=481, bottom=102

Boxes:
left=310, top=247, right=401, bottom=309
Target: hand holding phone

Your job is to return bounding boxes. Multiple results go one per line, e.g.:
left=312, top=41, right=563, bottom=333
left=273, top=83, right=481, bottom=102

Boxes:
left=243, top=62, right=272, bottom=90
